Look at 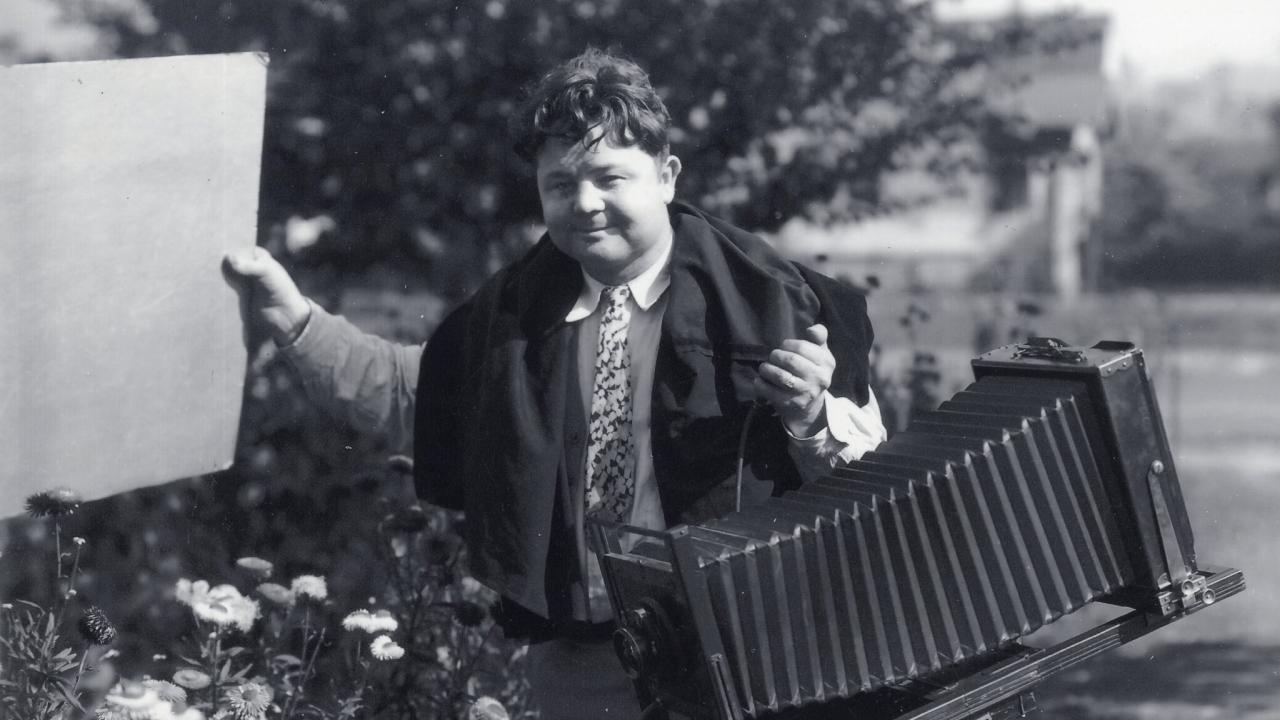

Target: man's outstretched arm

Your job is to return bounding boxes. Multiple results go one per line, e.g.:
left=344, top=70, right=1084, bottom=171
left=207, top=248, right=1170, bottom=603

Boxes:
left=224, top=248, right=421, bottom=451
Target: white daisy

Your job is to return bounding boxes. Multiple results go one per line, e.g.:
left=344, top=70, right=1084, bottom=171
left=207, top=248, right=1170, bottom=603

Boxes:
left=234, top=557, right=274, bottom=578
left=141, top=679, right=186, bottom=704
left=192, top=585, right=259, bottom=633
left=172, top=668, right=212, bottom=691
left=174, top=579, right=211, bottom=607
left=370, top=635, right=405, bottom=661
left=468, top=696, right=510, bottom=720
left=255, top=582, right=296, bottom=608
left=222, top=682, right=272, bottom=719
left=290, top=575, right=328, bottom=602
left=368, top=610, right=399, bottom=633
left=95, top=682, right=176, bottom=720
left=342, top=609, right=375, bottom=632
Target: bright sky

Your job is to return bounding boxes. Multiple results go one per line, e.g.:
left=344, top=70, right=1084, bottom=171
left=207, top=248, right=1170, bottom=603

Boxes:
left=1, top=0, right=99, bottom=57
left=6, top=0, right=1280, bottom=82
left=937, top=0, right=1280, bottom=81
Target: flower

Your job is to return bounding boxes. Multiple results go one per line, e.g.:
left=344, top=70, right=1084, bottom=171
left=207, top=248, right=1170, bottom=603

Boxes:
left=175, top=579, right=211, bottom=607
left=142, top=679, right=187, bottom=704
left=290, top=575, right=327, bottom=602
left=255, top=582, right=295, bottom=607
left=234, top=557, right=273, bottom=578
left=369, top=634, right=405, bottom=661
left=172, top=668, right=212, bottom=690
left=73, top=536, right=87, bottom=546
left=222, top=681, right=272, bottom=719
left=192, top=585, right=259, bottom=633
left=78, top=605, right=119, bottom=645
left=343, top=609, right=398, bottom=634
left=95, top=682, right=175, bottom=720
left=468, top=696, right=510, bottom=720
left=341, top=609, right=374, bottom=632
left=369, top=609, right=398, bottom=632
left=25, top=488, right=81, bottom=518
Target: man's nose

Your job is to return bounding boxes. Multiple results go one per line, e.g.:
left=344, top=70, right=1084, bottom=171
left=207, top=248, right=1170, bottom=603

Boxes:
left=572, top=182, right=606, bottom=214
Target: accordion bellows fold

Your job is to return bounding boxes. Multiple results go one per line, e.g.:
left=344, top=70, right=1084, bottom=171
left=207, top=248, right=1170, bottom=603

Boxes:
left=636, top=375, right=1136, bottom=716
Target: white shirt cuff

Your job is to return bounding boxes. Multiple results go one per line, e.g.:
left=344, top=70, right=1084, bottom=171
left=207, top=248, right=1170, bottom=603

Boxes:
left=785, top=389, right=888, bottom=469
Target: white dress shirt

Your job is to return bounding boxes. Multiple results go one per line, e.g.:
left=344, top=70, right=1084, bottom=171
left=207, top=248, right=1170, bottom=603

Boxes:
left=564, top=236, right=887, bottom=619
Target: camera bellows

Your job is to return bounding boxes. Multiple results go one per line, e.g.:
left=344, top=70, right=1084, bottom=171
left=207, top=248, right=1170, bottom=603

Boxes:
left=600, top=341, right=1201, bottom=719
left=688, top=375, right=1131, bottom=712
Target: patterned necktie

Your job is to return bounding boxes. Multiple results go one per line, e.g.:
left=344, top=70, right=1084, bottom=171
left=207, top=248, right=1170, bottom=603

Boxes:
left=584, top=285, right=635, bottom=521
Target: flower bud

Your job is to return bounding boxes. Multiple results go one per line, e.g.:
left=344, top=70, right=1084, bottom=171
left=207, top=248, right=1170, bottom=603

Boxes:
left=78, top=605, right=118, bottom=646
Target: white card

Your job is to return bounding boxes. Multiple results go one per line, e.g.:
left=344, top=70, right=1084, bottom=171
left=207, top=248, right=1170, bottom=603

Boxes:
left=0, top=53, right=268, bottom=518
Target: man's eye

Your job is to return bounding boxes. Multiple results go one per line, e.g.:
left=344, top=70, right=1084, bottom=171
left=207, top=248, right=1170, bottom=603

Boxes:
left=599, top=175, right=625, bottom=187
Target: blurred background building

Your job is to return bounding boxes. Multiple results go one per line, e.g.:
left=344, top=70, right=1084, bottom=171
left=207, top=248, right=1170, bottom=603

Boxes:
left=774, top=11, right=1112, bottom=301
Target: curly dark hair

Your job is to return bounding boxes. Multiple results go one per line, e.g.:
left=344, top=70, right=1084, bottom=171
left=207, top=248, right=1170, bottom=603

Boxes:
left=512, top=47, right=672, bottom=163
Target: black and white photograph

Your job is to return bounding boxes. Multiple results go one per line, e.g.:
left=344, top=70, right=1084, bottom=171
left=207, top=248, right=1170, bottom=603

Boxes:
left=2, top=1, right=1277, bottom=718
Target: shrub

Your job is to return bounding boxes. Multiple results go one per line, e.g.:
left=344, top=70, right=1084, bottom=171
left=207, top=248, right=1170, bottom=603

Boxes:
left=1, top=475, right=530, bottom=720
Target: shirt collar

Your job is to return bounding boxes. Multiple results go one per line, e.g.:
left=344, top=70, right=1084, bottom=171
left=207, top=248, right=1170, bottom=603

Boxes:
left=564, top=237, right=673, bottom=322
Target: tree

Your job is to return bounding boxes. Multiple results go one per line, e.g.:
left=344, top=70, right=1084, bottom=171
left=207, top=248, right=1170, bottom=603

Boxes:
left=1093, top=103, right=1280, bottom=290
left=58, top=0, right=996, bottom=294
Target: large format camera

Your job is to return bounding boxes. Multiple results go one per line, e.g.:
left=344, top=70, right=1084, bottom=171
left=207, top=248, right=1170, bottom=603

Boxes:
left=595, top=340, right=1243, bottom=720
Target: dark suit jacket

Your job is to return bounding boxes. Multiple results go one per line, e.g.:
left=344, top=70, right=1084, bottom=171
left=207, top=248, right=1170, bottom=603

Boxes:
left=413, top=202, right=873, bottom=634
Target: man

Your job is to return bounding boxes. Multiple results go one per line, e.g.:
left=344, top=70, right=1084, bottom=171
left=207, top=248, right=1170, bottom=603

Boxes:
left=226, top=48, right=886, bottom=718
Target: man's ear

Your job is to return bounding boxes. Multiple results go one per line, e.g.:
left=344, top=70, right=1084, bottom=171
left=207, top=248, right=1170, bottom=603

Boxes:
left=659, top=154, right=682, bottom=203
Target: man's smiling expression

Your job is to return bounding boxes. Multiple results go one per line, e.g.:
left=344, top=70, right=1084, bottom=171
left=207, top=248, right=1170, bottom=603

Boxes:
left=536, top=134, right=681, bottom=285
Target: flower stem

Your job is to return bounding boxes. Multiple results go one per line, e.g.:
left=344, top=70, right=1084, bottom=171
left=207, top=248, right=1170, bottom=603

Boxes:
left=208, top=626, right=223, bottom=712
left=303, top=626, right=325, bottom=685
left=282, top=609, right=315, bottom=720
left=53, top=543, right=85, bottom=630
left=300, top=606, right=311, bottom=667
left=71, top=649, right=89, bottom=694
left=54, top=521, right=63, bottom=579
left=354, top=655, right=370, bottom=715
left=67, top=544, right=84, bottom=593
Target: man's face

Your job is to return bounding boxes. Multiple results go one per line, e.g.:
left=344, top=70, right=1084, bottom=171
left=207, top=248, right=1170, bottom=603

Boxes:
left=536, top=134, right=681, bottom=285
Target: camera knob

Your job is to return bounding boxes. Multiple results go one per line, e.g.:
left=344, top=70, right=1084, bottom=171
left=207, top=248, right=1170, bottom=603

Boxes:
left=614, top=607, right=657, bottom=679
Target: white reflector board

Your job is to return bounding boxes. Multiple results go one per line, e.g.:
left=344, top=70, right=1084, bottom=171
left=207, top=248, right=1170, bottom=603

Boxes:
left=0, top=53, right=268, bottom=518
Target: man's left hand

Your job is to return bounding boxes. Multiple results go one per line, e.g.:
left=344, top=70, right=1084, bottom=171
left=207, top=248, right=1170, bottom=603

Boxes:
left=755, top=324, right=836, bottom=438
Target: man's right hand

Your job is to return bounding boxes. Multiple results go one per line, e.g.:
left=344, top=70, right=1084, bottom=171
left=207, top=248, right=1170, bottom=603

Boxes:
left=223, top=247, right=312, bottom=346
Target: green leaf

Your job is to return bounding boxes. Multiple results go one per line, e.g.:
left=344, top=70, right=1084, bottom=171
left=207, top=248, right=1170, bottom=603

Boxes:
left=272, top=654, right=304, bottom=667
left=55, top=682, right=86, bottom=713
